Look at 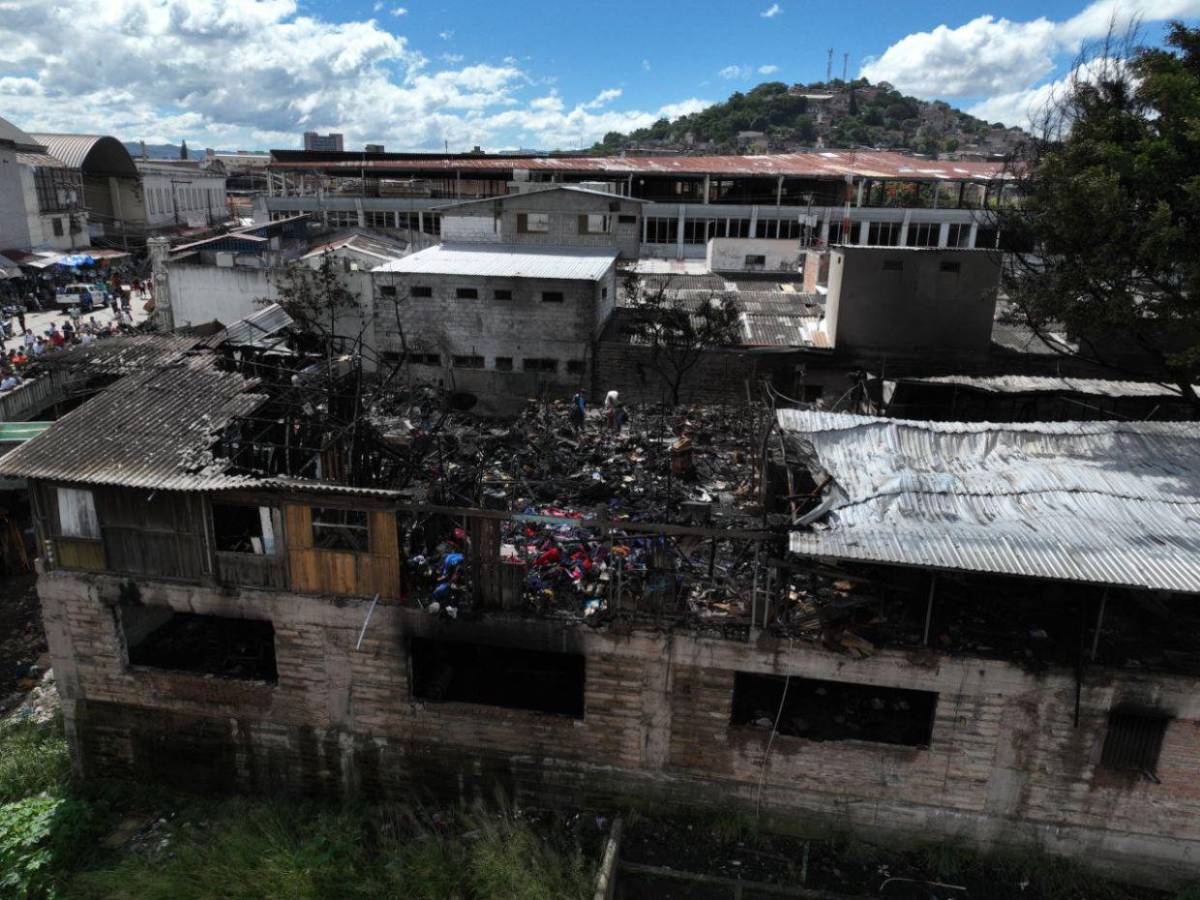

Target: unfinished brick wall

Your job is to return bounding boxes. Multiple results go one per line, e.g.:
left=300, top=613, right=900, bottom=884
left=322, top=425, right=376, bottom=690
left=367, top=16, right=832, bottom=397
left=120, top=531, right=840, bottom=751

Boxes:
left=39, top=569, right=1200, bottom=888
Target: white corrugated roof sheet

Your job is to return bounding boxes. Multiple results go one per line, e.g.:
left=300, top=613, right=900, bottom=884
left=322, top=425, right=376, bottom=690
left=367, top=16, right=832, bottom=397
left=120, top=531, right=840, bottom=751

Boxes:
left=373, top=243, right=616, bottom=280
left=778, top=410, right=1200, bottom=594
left=890, top=374, right=1197, bottom=400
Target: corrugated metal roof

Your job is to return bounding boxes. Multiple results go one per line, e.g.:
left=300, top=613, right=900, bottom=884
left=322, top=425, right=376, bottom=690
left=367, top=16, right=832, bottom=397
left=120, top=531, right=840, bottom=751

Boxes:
left=28, top=134, right=137, bottom=176
left=270, top=150, right=1006, bottom=182
left=889, top=375, right=1197, bottom=400
left=15, top=151, right=68, bottom=168
left=373, top=243, right=616, bottom=280
left=434, top=185, right=651, bottom=210
left=205, top=303, right=294, bottom=347
left=0, top=115, right=41, bottom=151
left=39, top=335, right=204, bottom=376
left=0, top=355, right=268, bottom=491
left=778, top=410, right=1200, bottom=594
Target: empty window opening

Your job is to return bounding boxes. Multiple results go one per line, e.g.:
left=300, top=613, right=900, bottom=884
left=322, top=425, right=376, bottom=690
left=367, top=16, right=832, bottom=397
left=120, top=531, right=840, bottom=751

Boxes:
left=124, top=608, right=277, bottom=682
left=456, top=287, right=479, bottom=300
left=580, top=214, right=610, bottom=234
left=211, top=504, right=280, bottom=554
left=567, top=360, right=586, bottom=375
left=939, top=261, right=962, bottom=274
left=56, top=486, right=99, bottom=539
left=493, top=289, right=513, bottom=300
left=410, top=637, right=584, bottom=717
left=618, top=214, right=637, bottom=225
left=519, top=212, right=550, bottom=233
left=744, top=254, right=767, bottom=269
left=730, top=673, right=937, bottom=747
left=411, top=285, right=433, bottom=298
left=311, top=507, right=369, bottom=553
left=1101, top=710, right=1170, bottom=778
left=494, top=357, right=513, bottom=371
left=541, top=291, right=565, bottom=303
left=523, top=358, right=558, bottom=373
left=452, top=354, right=485, bottom=369
left=378, top=284, right=398, bottom=298
left=410, top=353, right=441, bottom=366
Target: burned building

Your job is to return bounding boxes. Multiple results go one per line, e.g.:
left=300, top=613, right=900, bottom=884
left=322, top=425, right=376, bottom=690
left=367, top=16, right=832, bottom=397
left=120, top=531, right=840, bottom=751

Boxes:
left=6, top=341, right=1200, bottom=887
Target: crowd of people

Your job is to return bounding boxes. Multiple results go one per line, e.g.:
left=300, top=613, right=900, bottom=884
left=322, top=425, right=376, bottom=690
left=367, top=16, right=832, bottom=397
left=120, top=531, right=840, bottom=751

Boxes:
left=0, top=264, right=147, bottom=394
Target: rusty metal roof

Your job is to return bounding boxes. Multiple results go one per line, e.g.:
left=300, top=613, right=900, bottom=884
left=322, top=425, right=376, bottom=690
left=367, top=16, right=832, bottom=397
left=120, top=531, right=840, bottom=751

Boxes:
left=39, top=334, right=205, bottom=376
left=269, top=150, right=1005, bottom=182
left=0, top=355, right=268, bottom=491
left=779, top=410, right=1200, bottom=594
left=204, top=303, right=294, bottom=348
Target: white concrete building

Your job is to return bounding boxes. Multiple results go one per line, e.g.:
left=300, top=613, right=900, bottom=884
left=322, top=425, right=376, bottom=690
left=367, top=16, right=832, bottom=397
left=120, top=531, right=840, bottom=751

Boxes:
left=136, top=160, right=227, bottom=230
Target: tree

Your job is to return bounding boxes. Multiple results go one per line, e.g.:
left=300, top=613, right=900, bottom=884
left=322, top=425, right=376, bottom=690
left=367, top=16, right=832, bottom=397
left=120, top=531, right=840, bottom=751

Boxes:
left=179, top=140, right=188, bottom=160
left=622, top=272, right=743, bottom=406
left=998, top=23, right=1200, bottom=408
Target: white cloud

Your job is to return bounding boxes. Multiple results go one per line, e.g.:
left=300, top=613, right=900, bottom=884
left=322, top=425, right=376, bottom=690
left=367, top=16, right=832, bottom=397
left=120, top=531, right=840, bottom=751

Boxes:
left=862, top=0, right=1200, bottom=103
left=438, top=29, right=454, bottom=40
left=761, top=3, right=781, bottom=18
left=758, top=65, right=779, bottom=75
left=390, top=6, right=407, bottom=15
left=967, top=56, right=1131, bottom=130
left=372, top=1, right=383, bottom=10
left=719, top=65, right=752, bottom=80
left=441, top=53, right=464, bottom=64
left=642, top=59, right=651, bottom=72
left=860, top=15, right=1059, bottom=97
left=0, top=0, right=712, bottom=151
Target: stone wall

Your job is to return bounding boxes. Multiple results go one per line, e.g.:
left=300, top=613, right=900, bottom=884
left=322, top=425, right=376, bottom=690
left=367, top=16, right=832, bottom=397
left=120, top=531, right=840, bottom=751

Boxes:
left=40, top=569, right=1200, bottom=888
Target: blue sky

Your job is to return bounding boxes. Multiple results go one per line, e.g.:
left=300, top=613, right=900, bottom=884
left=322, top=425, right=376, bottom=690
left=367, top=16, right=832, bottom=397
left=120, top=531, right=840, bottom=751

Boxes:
left=1, top=0, right=1197, bottom=151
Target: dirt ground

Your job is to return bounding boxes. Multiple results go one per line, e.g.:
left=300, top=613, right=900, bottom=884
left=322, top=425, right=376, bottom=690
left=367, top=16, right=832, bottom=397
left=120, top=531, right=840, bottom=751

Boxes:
left=0, top=574, right=49, bottom=714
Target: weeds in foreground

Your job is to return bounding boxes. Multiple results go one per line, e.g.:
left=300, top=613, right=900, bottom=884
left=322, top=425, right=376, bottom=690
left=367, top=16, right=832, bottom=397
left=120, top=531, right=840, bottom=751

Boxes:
left=0, top=719, right=71, bottom=804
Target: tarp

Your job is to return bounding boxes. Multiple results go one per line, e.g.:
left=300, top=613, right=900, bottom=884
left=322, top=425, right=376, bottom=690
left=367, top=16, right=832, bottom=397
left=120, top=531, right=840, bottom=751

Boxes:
left=56, top=254, right=96, bottom=267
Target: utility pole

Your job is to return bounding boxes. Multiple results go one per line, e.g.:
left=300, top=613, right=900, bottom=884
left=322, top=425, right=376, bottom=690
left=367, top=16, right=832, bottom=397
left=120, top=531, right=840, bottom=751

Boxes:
left=842, top=53, right=849, bottom=82
left=826, top=48, right=833, bottom=83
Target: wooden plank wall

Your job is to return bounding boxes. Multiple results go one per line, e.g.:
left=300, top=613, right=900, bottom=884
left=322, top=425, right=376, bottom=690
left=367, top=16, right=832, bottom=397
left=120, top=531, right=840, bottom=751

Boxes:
left=284, top=505, right=400, bottom=600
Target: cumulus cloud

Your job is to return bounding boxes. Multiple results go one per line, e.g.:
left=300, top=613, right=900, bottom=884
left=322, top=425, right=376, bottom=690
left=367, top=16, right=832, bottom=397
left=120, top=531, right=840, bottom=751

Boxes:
left=719, top=65, right=752, bottom=80
left=758, top=65, right=779, bottom=75
left=0, top=0, right=712, bottom=151
left=860, top=0, right=1200, bottom=127
left=761, top=3, right=781, bottom=18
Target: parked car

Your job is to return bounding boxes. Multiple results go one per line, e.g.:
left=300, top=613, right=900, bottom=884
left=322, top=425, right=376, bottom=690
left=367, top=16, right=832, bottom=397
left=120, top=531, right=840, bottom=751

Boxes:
left=54, top=283, right=107, bottom=311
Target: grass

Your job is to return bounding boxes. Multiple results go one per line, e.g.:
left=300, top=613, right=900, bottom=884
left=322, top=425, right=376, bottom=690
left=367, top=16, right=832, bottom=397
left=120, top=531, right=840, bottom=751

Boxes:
left=0, top=718, right=72, bottom=804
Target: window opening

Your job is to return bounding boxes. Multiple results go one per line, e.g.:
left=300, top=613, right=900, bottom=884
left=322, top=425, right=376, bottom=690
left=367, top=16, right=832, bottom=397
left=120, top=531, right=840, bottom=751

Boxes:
left=730, top=673, right=937, bottom=747
left=410, top=637, right=584, bottom=717
left=311, top=507, right=369, bottom=553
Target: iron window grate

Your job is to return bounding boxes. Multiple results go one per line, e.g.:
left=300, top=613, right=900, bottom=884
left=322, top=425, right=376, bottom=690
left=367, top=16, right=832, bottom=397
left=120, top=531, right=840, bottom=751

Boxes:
left=1100, top=710, right=1170, bottom=779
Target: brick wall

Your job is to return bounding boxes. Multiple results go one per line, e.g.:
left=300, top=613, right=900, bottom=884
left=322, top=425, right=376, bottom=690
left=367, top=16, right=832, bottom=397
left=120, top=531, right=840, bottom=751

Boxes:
left=39, top=569, right=1200, bottom=888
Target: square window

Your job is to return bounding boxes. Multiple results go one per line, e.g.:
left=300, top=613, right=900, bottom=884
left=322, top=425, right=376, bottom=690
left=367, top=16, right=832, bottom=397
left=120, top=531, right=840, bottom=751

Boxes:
left=311, top=508, right=369, bottom=553
left=618, top=214, right=637, bottom=225
left=411, top=286, right=433, bottom=298
left=379, top=285, right=397, bottom=298
left=456, top=287, right=479, bottom=300
left=939, top=261, right=962, bottom=274
left=1101, top=710, right=1170, bottom=777
left=523, top=358, right=557, bottom=373
left=580, top=214, right=610, bottom=234
left=519, top=212, right=550, bottom=233
left=541, top=291, right=564, bottom=303
left=493, top=289, right=513, bottom=301
left=744, top=254, right=767, bottom=268
left=494, top=357, right=513, bottom=371
left=452, top=354, right=485, bottom=369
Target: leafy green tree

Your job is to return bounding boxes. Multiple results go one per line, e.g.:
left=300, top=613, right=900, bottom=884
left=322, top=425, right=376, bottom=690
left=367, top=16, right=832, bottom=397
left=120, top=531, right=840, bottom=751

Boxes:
left=999, top=23, right=1200, bottom=408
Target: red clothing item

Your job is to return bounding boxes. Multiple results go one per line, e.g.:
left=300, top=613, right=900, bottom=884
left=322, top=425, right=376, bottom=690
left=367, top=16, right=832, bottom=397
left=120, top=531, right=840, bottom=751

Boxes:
left=49, top=333, right=65, bottom=347
left=533, top=547, right=561, bottom=567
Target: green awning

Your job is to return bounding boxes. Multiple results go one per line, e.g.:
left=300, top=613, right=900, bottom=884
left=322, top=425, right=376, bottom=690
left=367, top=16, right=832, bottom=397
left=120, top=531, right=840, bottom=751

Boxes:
left=0, top=421, right=53, bottom=443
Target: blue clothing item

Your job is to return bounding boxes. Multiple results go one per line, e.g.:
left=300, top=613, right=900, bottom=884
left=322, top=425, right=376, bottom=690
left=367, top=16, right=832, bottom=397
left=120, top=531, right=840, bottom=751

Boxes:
left=441, top=552, right=464, bottom=574
left=574, top=394, right=586, bottom=414
left=432, top=581, right=452, bottom=599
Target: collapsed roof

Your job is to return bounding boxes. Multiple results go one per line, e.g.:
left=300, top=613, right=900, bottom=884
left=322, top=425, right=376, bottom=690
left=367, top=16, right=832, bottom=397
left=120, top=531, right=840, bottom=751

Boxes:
left=777, top=410, right=1200, bottom=594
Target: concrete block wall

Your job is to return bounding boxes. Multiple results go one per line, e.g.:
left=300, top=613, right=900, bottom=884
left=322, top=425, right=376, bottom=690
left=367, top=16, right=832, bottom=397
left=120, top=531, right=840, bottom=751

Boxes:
left=39, top=568, right=1200, bottom=888
left=374, top=269, right=614, bottom=385
left=0, top=145, right=32, bottom=250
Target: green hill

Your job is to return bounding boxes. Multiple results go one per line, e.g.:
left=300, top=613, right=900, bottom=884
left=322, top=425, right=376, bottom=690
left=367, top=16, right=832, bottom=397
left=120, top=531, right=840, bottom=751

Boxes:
left=591, top=80, right=1024, bottom=158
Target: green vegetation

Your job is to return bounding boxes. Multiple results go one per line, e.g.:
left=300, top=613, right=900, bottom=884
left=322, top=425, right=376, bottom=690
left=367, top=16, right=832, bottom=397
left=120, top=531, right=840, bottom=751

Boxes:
left=0, top=720, right=595, bottom=899
left=1000, top=22, right=1200, bottom=410
left=591, top=80, right=1004, bottom=156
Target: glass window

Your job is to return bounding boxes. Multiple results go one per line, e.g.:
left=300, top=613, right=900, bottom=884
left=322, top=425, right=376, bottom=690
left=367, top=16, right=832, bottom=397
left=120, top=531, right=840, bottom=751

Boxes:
left=520, top=212, right=550, bottom=233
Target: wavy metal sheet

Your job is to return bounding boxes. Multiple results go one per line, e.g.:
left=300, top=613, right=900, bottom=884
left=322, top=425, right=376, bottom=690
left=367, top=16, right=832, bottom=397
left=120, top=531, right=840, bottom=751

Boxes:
left=778, top=410, right=1200, bottom=593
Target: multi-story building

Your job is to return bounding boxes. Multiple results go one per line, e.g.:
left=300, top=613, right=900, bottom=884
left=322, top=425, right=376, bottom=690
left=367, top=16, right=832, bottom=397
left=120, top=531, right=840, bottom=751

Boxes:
left=135, top=160, right=228, bottom=230
left=258, top=148, right=1011, bottom=260
left=0, top=116, right=91, bottom=251
left=3, top=348, right=1200, bottom=888
left=302, top=131, right=344, bottom=152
